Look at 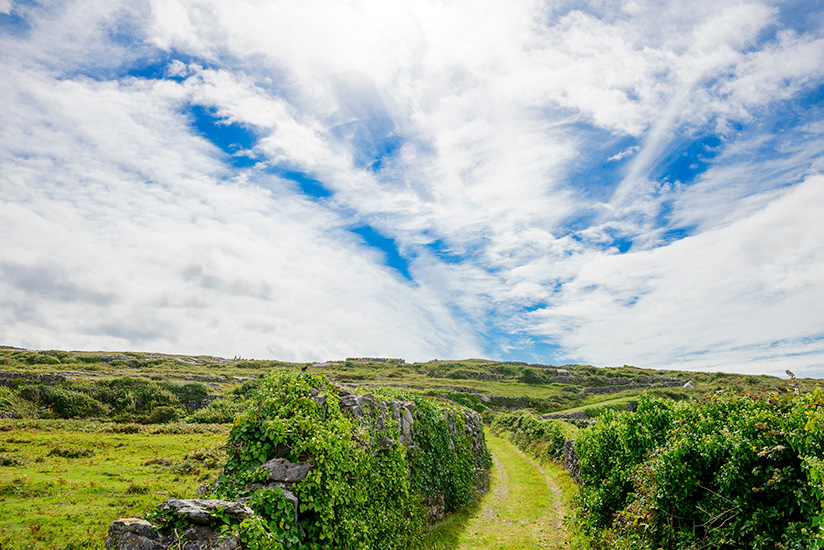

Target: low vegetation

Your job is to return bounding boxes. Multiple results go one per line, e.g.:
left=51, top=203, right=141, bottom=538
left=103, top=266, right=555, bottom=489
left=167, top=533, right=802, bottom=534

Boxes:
left=0, top=346, right=819, bottom=549
left=492, top=382, right=824, bottom=550
left=0, top=420, right=228, bottom=549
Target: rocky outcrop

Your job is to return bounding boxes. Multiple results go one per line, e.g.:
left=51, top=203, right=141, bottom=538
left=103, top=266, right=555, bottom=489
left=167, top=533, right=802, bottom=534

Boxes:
left=155, top=499, right=253, bottom=525
left=0, top=371, right=67, bottom=386
left=106, top=518, right=162, bottom=550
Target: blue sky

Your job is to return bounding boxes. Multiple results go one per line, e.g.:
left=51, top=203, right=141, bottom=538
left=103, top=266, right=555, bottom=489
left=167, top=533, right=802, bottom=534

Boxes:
left=1, top=0, right=824, bottom=377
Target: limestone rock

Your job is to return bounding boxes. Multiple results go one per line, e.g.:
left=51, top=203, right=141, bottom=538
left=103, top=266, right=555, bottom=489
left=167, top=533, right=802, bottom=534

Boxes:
left=105, top=518, right=162, bottom=550
left=261, top=457, right=312, bottom=484
left=155, top=499, right=253, bottom=525
left=179, top=525, right=241, bottom=550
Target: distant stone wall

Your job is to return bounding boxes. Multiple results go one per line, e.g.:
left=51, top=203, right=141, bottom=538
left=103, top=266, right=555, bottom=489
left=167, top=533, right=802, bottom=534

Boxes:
left=541, top=411, right=588, bottom=421
left=346, top=357, right=406, bottom=364
left=580, top=381, right=682, bottom=395
left=0, top=371, right=67, bottom=386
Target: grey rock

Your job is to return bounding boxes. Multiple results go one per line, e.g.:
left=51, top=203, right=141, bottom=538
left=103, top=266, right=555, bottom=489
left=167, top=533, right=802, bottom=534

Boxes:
left=180, top=526, right=241, bottom=550
left=402, top=409, right=413, bottom=435
left=105, top=518, right=162, bottom=550
left=156, top=499, right=253, bottom=525
left=376, top=435, right=396, bottom=449
left=313, top=394, right=328, bottom=421
left=261, top=457, right=312, bottom=483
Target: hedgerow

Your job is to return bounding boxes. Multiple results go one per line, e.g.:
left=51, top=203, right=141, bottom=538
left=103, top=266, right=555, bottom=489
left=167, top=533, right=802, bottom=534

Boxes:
left=193, top=372, right=489, bottom=550
left=574, top=390, right=824, bottom=550
left=490, top=410, right=579, bottom=461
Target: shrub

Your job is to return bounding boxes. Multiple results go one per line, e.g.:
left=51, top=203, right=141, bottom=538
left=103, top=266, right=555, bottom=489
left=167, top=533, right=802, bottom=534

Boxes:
left=447, top=392, right=486, bottom=413
left=0, top=387, right=36, bottom=418
left=143, top=406, right=182, bottom=424
left=574, top=397, right=675, bottom=531
left=47, top=446, right=94, bottom=458
left=518, top=367, right=551, bottom=385
left=0, top=454, right=25, bottom=466
left=18, top=385, right=109, bottom=419
left=574, top=391, right=824, bottom=549
left=19, top=352, right=61, bottom=365
left=188, top=398, right=247, bottom=423
left=230, top=378, right=265, bottom=398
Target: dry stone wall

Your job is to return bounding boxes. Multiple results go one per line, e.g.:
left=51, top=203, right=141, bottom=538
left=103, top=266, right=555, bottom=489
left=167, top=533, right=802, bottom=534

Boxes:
left=107, top=379, right=490, bottom=550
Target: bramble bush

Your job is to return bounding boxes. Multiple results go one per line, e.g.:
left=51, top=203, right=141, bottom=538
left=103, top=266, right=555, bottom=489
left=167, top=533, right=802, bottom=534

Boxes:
left=191, top=372, right=490, bottom=550
left=574, top=390, right=824, bottom=550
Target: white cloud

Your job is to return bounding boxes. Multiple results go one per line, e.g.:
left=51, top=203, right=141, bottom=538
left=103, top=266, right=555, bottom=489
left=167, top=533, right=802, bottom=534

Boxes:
left=528, top=175, right=824, bottom=376
left=0, top=57, right=481, bottom=362
left=1, top=0, right=823, bottom=376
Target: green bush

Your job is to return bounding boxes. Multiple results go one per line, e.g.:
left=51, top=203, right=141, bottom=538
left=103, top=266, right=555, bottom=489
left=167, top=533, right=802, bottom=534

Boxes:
left=143, top=406, right=182, bottom=424
left=18, top=385, right=109, bottom=419
left=230, top=378, right=264, bottom=398
left=0, top=387, right=37, bottom=418
left=574, top=391, right=824, bottom=549
left=447, top=392, right=486, bottom=413
left=188, top=398, right=248, bottom=423
left=518, top=367, right=551, bottom=385
left=574, top=397, right=674, bottom=532
left=19, top=352, right=61, bottom=365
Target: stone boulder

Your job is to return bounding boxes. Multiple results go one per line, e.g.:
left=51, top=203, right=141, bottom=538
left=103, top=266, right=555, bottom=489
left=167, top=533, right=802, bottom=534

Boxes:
left=260, top=457, right=312, bottom=484
left=105, top=518, right=162, bottom=550
left=155, top=499, right=254, bottom=525
left=106, top=500, right=250, bottom=550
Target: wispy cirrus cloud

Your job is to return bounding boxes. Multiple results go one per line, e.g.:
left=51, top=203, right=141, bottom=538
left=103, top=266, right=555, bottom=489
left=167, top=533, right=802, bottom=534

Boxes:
left=1, top=0, right=823, bottom=375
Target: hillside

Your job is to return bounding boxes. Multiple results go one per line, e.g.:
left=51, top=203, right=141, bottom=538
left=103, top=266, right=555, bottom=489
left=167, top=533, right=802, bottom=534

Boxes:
left=0, top=347, right=801, bottom=423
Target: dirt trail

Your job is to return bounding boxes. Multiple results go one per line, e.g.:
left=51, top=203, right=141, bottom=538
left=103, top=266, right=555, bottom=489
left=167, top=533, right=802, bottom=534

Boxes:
left=453, top=434, right=570, bottom=549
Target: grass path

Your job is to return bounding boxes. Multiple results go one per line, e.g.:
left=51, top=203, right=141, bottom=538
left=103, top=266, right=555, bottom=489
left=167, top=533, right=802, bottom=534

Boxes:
left=423, top=434, right=573, bottom=549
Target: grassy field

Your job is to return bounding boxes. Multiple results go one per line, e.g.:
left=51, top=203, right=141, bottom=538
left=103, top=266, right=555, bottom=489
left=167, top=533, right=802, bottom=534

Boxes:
left=0, top=420, right=228, bottom=549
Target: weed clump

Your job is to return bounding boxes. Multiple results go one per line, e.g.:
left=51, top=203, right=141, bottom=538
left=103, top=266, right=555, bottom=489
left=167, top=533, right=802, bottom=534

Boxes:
left=0, top=454, right=25, bottom=466
left=46, top=446, right=94, bottom=459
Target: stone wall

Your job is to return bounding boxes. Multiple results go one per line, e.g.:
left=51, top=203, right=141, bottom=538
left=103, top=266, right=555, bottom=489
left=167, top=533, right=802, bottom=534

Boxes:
left=0, top=371, right=67, bottom=386
left=580, top=380, right=682, bottom=395
left=106, top=383, right=489, bottom=550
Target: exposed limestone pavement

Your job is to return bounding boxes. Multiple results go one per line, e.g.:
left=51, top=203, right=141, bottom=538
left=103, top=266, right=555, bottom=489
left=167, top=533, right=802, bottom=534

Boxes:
left=452, top=434, right=570, bottom=550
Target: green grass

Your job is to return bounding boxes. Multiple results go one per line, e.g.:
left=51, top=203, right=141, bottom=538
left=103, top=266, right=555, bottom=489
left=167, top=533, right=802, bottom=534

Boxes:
left=422, top=433, right=579, bottom=550
left=0, top=420, right=229, bottom=549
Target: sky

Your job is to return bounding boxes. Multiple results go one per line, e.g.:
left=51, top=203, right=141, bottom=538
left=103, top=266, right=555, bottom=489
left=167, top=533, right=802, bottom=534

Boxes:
left=1, top=0, right=823, bottom=377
